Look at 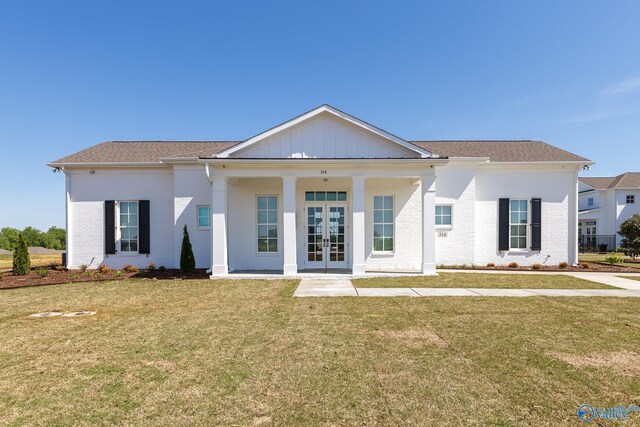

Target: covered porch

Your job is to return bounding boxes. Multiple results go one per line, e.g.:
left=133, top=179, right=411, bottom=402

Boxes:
left=203, top=159, right=444, bottom=278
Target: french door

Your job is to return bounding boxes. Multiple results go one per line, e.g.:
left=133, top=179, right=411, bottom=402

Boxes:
left=305, top=203, right=348, bottom=269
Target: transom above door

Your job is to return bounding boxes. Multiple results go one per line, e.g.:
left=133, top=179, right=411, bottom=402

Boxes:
left=305, top=197, right=349, bottom=270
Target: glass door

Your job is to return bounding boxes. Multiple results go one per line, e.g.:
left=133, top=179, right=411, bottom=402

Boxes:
left=305, top=203, right=348, bottom=270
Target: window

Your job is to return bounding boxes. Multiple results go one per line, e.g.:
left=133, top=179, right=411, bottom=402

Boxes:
left=118, top=201, right=138, bottom=252
left=435, top=205, right=452, bottom=226
left=257, top=196, right=278, bottom=253
left=373, top=196, right=394, bottom=252
left=305, top=191, right=347, bottom=201
left=509, top=199, right=528, bottom=249
left=627, top=195, right=635, bottom=204
left=197, top=205, right=210, bottom=229
left=588, top=197, right=594, bottom=207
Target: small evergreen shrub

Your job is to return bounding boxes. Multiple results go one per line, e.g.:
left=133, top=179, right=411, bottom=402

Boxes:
left=486, top=263, right=496, bottom=268
left=158, top=265, right=166, bottom=272
left=558, top=262, right=569, bottom=269
left=115, top=270, right=122, bottom=277
left=532, top=263, right=542, bottom=270
left=36, top=268, right=49, bottom=277
left=508, top=262, right=519, bottom=268
left=604, top=252, right=624, bottom=264
left=147, top=262, right=156, bottom=271
left=12, top=233, right=31, bottom=276
left=580, top=262, right=590, bottom=269
left=180, top=225, right=196, bottom=272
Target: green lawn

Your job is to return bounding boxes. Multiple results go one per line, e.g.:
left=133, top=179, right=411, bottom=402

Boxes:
left=619, top=276, right=640, bottom=282
left=1, top=279, right=639, bottom=425
left=353, top=272, right=614, bottom=289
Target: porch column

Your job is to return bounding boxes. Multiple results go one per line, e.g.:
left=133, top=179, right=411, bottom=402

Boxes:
left=352, top=176, right=366, bottom=275
left=282, top=176, right=297, bottom=275
left=422, top=174, right=437, bottom=274
left=210, top=176, right=228, bottom=276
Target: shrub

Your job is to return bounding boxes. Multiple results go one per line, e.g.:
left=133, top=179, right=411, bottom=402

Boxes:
left=70, top=273, right=79, bottom=280
left=604, top=252, right=624, bottom=265
left=180, top=225, right=196, bottom=273
left=580, top=262, right=590, bottom=269
left=12, top=233, right=30, bottom=276
left=558, top=262, right=569, bottom=269
left=115, top=270, right=122, bottom=277
left=123, top=265, right=139, bottom=273
left=532, top=263, right=542, bottom=270
left=79, top=264, right=88, bottom=272
left=508, top=262, right=518, bottom=268
left=35, top=267, right=49, bottom=277
left=158, top=265, right=166, bottom=272
left=619, top=214, right=640, bottom=258
left=98, top=264, right=113, bottom=274
left=147, top=262, right=156, bottom=271
left=54, top=264, right=66, bottom=271
left=486, top=263, right=496, bottom=268
left=0, top=272, right=3, bottom=281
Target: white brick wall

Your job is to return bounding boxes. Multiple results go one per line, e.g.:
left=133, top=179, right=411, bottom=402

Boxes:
left=364, top=178, right=423, bottom=271
left=68, top=168, right=175, bottom=269
left=66, top=163, right=579, bottom=271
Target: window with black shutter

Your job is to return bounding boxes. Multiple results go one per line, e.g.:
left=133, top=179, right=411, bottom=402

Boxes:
left=498, top=198, right=510, bottom=251
left=530, top=198, right=541, bottom=251
left=105, top=201, right=116, bottom=254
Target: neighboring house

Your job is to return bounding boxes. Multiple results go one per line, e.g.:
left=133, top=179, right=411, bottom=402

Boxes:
left=49, top=105, right=591, bottom=276
left=578, top=172, right=640, bottom=249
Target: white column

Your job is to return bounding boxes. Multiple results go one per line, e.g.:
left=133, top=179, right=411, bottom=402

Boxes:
left=210, top=176, right=228, bottom=276
left=352, top=176, right=366, bottom=275
left=282, top=176, right=297, bottom=275
left=422, top=174, right=437, bottom=275
left=569, top=169, right=579, bottom=266
left=64, top=169, right=72, bottom=268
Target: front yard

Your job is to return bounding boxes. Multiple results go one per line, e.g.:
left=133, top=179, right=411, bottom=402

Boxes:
left=353, top=272, right=614, bottom=289
left=1, top=278, right=639, bottom=425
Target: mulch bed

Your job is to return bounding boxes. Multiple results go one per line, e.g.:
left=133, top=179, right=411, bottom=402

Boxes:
left=0, top=268, right=210, bottom=290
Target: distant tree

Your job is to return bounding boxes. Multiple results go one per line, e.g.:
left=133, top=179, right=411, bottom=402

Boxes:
left=619, top=214, right=640, bottom=259
left=21, top=226, right=44, bottom=247
left=0, top=227, right=20, bottom=250
left=12, top=233, right=31, bottom=275
left=46, top=226, right=66, bottom=250
left=180, top=225, right=196, bottom=272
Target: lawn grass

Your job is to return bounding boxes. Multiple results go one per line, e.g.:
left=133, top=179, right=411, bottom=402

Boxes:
left=0, top=254, right=63, bottom=272
left=619, top=276, right=640, bottom=281
left=580, top=252, right=640, bottom=269
left=353, top=272, right=614, bottom=289
left=1, top=279, right=639, bottom=425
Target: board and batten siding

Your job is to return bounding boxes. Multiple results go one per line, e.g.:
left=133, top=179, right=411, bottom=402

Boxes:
left=235, top=113, right=416, bottom=159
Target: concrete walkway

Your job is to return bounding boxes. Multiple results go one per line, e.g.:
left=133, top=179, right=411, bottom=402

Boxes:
left=293, top=278, right=640, bottom=297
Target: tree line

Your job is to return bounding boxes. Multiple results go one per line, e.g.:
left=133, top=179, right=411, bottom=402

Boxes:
left=0, top=227, right=66, bottom=251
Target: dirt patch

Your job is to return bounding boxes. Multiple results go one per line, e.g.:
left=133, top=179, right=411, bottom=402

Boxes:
left=380, top=329, right=449, bottom=348
left=552, top=351, right=640, bottom=376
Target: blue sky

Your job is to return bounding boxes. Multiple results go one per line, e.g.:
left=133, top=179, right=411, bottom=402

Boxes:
left=1, top=0, right=639, bottom=230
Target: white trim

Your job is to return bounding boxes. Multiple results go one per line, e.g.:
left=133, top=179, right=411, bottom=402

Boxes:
left=215, top=105, right=433, bottom=159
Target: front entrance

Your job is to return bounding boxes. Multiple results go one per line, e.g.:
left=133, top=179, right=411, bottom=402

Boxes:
left=305, top=202, right=349, bottom=270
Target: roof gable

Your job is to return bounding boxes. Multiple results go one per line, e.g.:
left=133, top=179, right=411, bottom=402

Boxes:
left=217, top=105, right=432, bottom=159
left=579, top=173, right=640, bottom=190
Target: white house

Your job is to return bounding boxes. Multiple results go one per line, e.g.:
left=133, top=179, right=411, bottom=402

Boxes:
left=578, top=173, right=640, bottom=249
left=49, top=105, right=591, bottom=276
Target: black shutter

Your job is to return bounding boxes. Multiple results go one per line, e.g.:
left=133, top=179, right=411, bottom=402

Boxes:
left=105, top=201, right=116, bottom=255
left=139, top=200, right=150, bottom=254
left=530, top=198, right=542, bottom=251
left=498, top=198, right=510, bottom=251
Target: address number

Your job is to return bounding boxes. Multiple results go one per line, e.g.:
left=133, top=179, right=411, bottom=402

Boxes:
left=320, top=170, right=327, bottom=174
left=438, top=232, right=448, bottom=238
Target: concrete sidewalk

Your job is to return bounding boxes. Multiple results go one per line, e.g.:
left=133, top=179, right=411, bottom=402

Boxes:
left=293, top=279, right=640, bottom=297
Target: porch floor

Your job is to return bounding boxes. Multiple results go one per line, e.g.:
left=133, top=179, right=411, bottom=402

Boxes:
left=226, top=269, right=424, bottom=279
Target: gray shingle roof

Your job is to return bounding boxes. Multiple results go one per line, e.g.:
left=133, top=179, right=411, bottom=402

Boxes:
left=51, top=141, right=239, bottom=164
left=411, top=140, right=589, bottom=163
left=579, top=173, right=640, bottom=189
left=50, top=139, right=589, bottom=164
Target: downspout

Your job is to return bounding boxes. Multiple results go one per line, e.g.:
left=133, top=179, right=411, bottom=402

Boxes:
left=63, top=167, right=72, bottom=268
left=204, top=162, right=213, bottom=273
